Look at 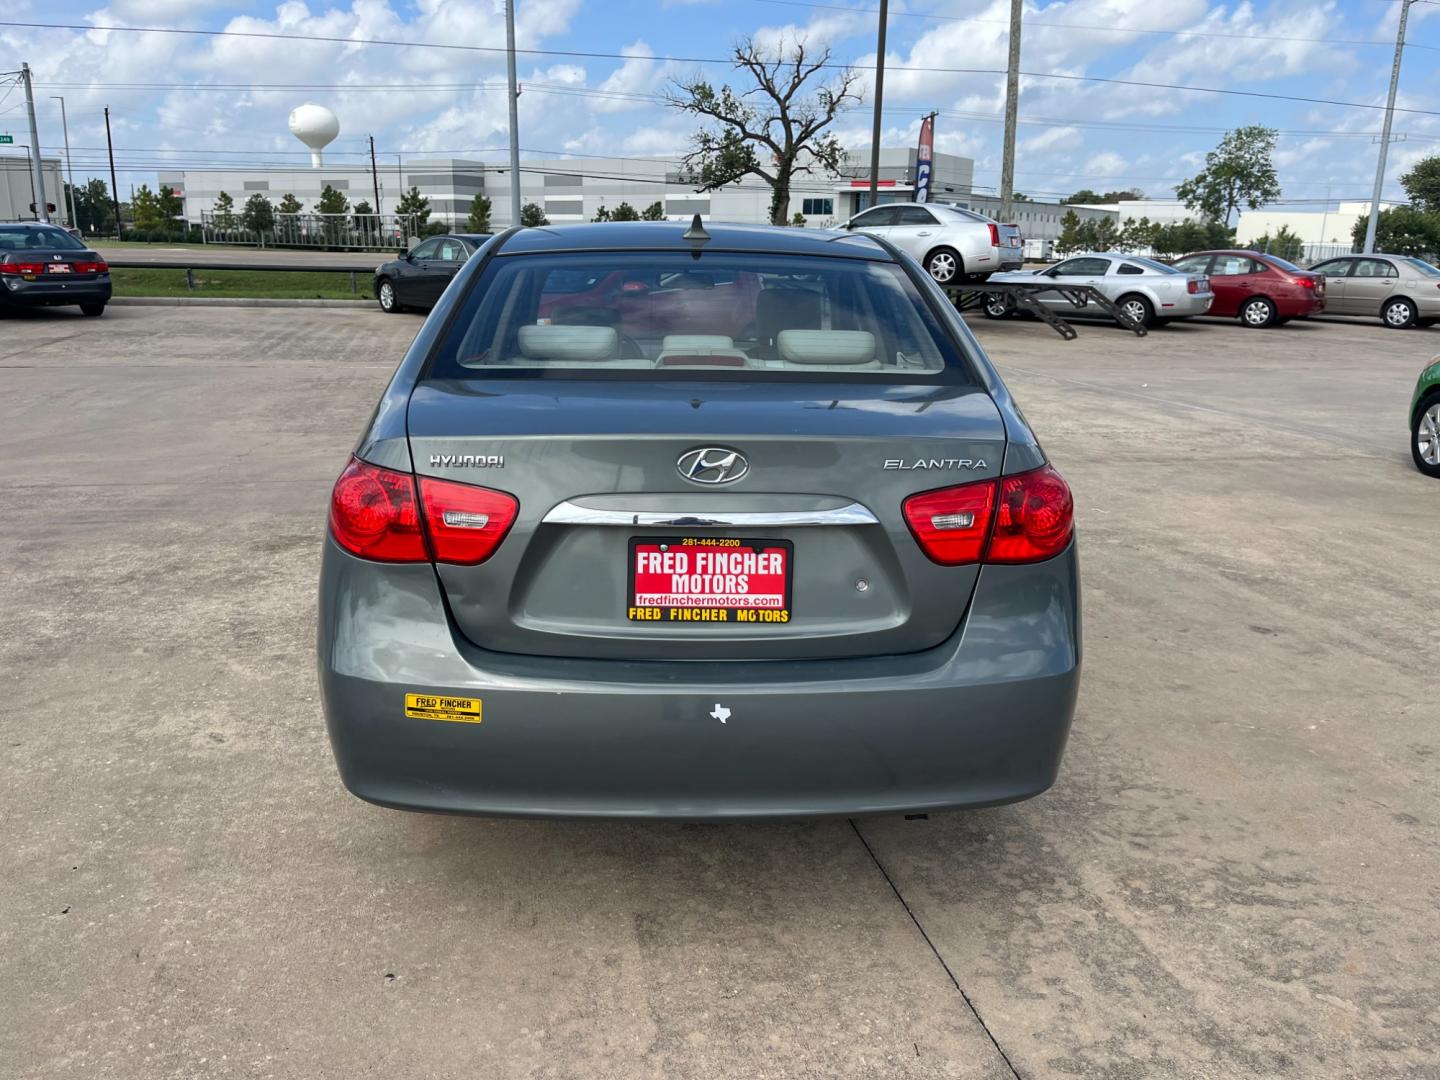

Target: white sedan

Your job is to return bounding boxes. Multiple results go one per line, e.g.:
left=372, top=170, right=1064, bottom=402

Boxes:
left=986, top=253, right=1213, bottom=328
left=840, top=202, right=1024, bottom=283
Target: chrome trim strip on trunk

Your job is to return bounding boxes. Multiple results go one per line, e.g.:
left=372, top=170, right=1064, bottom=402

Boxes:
left=541, top=502, right=880, bottom=528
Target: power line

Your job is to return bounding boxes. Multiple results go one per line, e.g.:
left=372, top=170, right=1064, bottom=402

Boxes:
left=9, top=19, right=1440, bottom=116
left=748, top=0, right=1440, bottom=52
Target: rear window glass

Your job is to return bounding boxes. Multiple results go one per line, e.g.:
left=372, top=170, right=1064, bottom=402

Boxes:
left=1261, top=254, right=1305, bottom=273
left=426, top=252, right=972, bottom=383
left=1401, top=257, right=1440, bottom=277
left=0, top=226, right=86, bottom=251
left=1121, top=256, right=1180, bottom=274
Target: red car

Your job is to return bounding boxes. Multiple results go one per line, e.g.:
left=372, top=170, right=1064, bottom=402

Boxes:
left=1170, top=250, right=1326, bottom=328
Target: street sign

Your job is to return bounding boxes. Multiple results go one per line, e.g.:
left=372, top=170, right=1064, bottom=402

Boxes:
left=0, top=135, right=14, bottom=145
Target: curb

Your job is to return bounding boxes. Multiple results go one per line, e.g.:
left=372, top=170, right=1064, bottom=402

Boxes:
left=110, top=296, right=374, bottom=309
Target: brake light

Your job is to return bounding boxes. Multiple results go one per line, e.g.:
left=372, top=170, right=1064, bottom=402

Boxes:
left=328, top=458, right=427, bottom=562
left=987, top=465, right=1075, bottom=563
left=74, top=260, right=108, bottom=274
left=987, top=223, right=1000, bottom=246
left=0, top=262, right=48, bottom=275
left=1188, top=278, right=1200, bottom=294
left=417, top=476, right=519, bottom=564
left=903, top=465, right=1073, bottom=566
left=1294, top=275, right=1316, bottom=290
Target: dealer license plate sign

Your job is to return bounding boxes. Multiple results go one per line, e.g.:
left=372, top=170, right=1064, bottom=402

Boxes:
left=628, top=537, right=792, bottom=625
left=47, top=264, right=73, bottom=274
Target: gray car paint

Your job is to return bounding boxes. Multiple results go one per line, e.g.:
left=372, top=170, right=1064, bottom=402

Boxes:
left=321, top=221, right=1079, bottom=818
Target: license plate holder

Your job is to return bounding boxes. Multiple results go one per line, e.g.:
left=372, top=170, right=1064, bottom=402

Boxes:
left=628, top=536, right=793, bottom=625
left=47, top=264, right=73, bottom=274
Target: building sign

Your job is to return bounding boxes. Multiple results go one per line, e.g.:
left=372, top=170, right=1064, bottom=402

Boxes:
left=913, top=114, right=935, bottom=204
left=849, top=179, right=897, bottom=188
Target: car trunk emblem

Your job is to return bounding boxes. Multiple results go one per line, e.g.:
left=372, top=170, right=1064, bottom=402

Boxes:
left=677, top=447, right=748, bottom=485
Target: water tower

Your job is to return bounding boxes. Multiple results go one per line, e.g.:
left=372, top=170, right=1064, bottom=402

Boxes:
left=288, top=104, right=339, bottom=168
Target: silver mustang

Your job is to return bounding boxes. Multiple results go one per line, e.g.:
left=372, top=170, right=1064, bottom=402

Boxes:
left=318, top=221, right=1080, bottom=819
left=987, top=252, right=1213, bottom=327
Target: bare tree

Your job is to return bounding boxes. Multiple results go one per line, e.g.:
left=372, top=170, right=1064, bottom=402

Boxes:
left=666, top=38, right=862, bottom=226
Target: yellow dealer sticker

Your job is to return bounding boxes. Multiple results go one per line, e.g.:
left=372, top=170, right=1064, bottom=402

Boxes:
left=404, top=694, right=482, bottom=723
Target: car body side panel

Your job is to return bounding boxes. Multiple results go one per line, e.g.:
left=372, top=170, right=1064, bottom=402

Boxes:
left=317, top=536, right=1080, bottom=819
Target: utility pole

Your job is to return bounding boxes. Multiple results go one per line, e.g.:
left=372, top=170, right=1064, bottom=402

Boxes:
left=867, top=0, right=888, bottom=208
left=20, top=63, right=48, bottom=223
left=1363, top=0, right=1414, bottom=254
left=369, top=134, right=382, bottom=215
left=104, top=106, right=122, bottom=236
left=50, top=96, right=77, bottom=229
left=998, top=0, right=1022, bottom=223
left=505, top=0, right=522, bottom=225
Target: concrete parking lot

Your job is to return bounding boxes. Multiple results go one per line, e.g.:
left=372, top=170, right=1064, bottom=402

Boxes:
left=2, top=304, right=1437, bottom=1079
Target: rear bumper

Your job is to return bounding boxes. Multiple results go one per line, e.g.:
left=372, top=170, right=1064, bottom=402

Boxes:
left=0, top=275, right=111, bottom=308
left=1278, top=293, right=1326, bottom=317
left=317, top=538, right=1082, bottom=819
left=1157, top=293, right=1212, bottom=317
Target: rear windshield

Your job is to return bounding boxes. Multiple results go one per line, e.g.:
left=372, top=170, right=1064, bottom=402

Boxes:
left=426, top=251, right=972, bottom=382
left=1261, top=254, right=1306, bottom=273
left=1401, top=257, right=1440, bottom=277
left=0, top=226, right=86, bottom=251
left=1123, top=256, right=1180, bottom=274
left=933, top=205, right=991, bottom=224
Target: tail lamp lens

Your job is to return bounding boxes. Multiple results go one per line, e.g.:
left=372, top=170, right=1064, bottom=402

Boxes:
left=987, top=222, right=1000, bottom=246
left=0, top=262, right=48, bottom=275
left=417, top=476, right=518, bottom=564
left=903, top=465, right=1073, bottom=566
left=329, top=458, right=520, bottom=565
left=1295, top=275, right=1316, bottom=290
left=329, top=458, right=427, bottom=562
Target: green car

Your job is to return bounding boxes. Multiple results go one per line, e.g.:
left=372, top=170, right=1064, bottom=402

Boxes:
left=1413, top=358, right=1440, bottom=476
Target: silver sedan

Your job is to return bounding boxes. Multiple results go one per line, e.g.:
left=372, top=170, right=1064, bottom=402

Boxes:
left=987, top=253, right=1213, bottom=327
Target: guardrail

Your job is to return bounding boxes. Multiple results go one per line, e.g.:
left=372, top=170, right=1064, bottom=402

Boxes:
left=106, top=259, right=374, bottom=296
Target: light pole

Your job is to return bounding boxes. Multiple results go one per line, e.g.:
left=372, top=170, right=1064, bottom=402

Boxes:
left=505, top=0, right=522, bottom=225
left=50, top=96, right=77, bottom=229
left=21, top=63, right=48, bottom=223
left=998, top=0, right=1023, bottom=224
left=1363, top=0, right=1415, bottom=254
left=867, top=0, right=888, bottom=210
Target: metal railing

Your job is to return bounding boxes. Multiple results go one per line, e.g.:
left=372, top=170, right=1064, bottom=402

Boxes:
left=107, top=259, right=373, bottom=296
left=199, top=211, right=419, bottom=251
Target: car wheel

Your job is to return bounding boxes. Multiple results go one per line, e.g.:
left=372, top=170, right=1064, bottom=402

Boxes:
left=1383, top=297, right=1417, bottom=329
left=982, top=294, right=1010, bottom=319
left=1240, top=296, right=1277, bottom=328
left=924, top=248, right=962, bottom=286
left=80, top=303, right=106, bottom=317
left=1413, top=393, right=1440, bottom=477
left=377, top=277, right=403, bottom=314
left=1116, top=293, right=1154, bottom=329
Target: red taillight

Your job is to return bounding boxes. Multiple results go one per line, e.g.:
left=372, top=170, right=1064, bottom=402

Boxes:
left=1294, top=275, right=1316, bottom=290
left=987, top=465, right=1075, bottom=563
left=987, top=222, right=1000, bottom=246
left=74, top=260, right=108, bottom=274
left=417, top=476, right=518, bottom=565
left=0, top=262, right=48, bottom=275
left=1188, top=279, right=1199, bottom=294
left=328, top=458, right=427, bottom=562
left=903, top=465, right=1073, bottom=566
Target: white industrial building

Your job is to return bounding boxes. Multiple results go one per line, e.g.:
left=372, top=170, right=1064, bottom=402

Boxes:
left=1235, top=201, right=1395, bottom=247
left=1, top=154, right=69, bottom=226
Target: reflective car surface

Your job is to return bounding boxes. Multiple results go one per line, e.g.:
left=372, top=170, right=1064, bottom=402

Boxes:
left=1308, top=255, right=1440, bottom=330
left=319, top=221, right=1080, bottom=819
left=987, top=253, right=1212, bottom=327
left=0, top=223, right=112, bottom=316
left=840, top=202, right=1024, bottom=283
left=1172, top=250, right=1326, bottom=327
left=374, top=232, right=491, bottom=313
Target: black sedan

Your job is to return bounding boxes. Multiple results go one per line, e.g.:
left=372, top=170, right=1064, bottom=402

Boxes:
left=374, top=233, right=490, bottom=313
left=0, top=223, right=112, bottom=317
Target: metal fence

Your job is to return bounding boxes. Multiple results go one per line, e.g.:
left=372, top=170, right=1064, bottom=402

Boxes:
left=200, top=211, right=419, bottom=251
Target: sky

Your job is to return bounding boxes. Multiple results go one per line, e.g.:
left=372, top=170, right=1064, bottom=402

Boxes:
left=2, top=0, right=1440, bottom=207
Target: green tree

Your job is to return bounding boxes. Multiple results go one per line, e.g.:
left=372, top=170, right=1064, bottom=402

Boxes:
left=520, top=203, right=549, bottom=227
left=316, top=184, right=349, bottom=216
left=1250, top=225, right=1303, bottom=262
left=352, top=199, right=373, bottom=217
left=241, top=193, right=275, bottom=235
left=611, top=201, right=641, bottom=221
left=1075, top=219, right=1100, bottom=250
left=130, top=184, right=164, bottom=230
left=591, top=204, right=612, bottom=222
left=212, top=191, right=237, bottom=230
left=70, top=178, right=114, bottom=233
left=1175, top=126, right=1281, bottom=225
left=1055, top=209, right=1085, bottom=255
left=667, top=37, right=862, bottom=225
left=1400, top=156, right=1440, bottom=214
left=394, top=186, right=431, bottom=229
left=1092, top=216, right=1119, bottom=251
left=642, top=201, right=665, bottom=220
left=277, top=193, right=303, bottom=215
left=465, top=195, right=492, bottom=232
left=1152, top=219, right=1235, bottom=258
left=157, top=185, right=184, bottom=226
left=1117, top=216, right=1158, bottom=253
left=1065, top=189, right=1103, bottom=205
left=1350, top=206, right=1440, bottom=256
left=791, top=211, right=806, bottom=226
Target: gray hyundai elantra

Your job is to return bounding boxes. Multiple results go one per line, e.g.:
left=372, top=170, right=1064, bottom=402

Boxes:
left=318, top=219, right=1080, bottom=819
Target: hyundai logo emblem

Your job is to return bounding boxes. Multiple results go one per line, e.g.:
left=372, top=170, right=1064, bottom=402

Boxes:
left=677, top=447, right=749, bottom=485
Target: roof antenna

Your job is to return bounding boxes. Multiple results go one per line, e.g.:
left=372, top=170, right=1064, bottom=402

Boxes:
left=682, top=213, right=710, bottom=244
